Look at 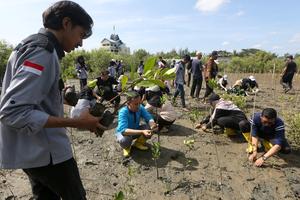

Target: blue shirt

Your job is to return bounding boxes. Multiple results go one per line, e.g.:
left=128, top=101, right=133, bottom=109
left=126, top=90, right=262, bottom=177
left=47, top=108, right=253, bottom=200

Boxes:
left=250, top=113, right=285, bottom=146
left=116, top=105, right=153, bottom=136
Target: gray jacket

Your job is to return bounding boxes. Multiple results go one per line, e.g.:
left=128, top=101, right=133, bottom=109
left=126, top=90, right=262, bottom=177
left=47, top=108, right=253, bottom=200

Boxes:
left=0, top=29, right=72, bottom=169
left=175, top=61, right=185, bottom=85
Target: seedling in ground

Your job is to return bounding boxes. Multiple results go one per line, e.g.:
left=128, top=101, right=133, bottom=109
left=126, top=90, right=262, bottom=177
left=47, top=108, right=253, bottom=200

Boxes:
left=114, top=191, right=124, bottom=200
left=151, top=141, right=161, bottom=179
left=183, top=139, right=195, bottom=167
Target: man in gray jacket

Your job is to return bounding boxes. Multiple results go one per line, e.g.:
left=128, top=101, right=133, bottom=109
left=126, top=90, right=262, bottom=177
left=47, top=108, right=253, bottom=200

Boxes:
left=172, top=54, right=191, bottom=111
left=0, top=1, right=102, bottom=199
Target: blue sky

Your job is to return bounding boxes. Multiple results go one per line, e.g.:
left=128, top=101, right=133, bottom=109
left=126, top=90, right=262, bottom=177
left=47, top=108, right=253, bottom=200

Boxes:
left=0, top=0, right=299, bottom=55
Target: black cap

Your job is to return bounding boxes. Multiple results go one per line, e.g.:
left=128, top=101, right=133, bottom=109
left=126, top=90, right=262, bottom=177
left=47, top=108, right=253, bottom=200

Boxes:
left=211, top=51, right=218, bottom=56
left=208, top=93, right=220, bottom=103
left=148, top=95, right=162, bottom=108
left=286, top=55, right=293, bottom=59
left=183, top=54, right=191, bottom=62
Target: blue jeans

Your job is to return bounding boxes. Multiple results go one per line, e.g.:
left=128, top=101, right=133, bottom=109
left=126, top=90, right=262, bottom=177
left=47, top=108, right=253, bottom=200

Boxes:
left=174, top=83, right=185, bottom=107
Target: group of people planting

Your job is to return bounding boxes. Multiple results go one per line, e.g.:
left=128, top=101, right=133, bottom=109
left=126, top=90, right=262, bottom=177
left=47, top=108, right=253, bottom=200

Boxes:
left=0, top=1, right=297, bottom=199
left=72, top=49, right=295, bottom=170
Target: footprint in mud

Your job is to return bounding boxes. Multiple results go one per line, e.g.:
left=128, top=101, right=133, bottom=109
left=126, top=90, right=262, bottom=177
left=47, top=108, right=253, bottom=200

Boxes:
left=251, top=183, right=275, bottom=200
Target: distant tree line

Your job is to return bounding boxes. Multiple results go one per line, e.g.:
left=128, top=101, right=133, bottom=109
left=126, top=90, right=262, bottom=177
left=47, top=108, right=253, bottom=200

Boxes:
left=0, top=40, right=299, bottom=82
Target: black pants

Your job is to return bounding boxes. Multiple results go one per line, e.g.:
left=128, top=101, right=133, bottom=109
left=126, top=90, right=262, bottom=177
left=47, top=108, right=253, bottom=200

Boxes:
left=216, top=111, right=250, bottom=133
left=23, top=158, right=86, bottom=200
left=281, top=73, right=295, bottom=89
left=204, top=80, right=213, bottom=98
left=157, top=115, right=175, bottom=130
left=190, top=77, right=202, bottom=98
left=79, top=79, right=87, bottom=91
left=187, top=73, right=191, bottom=87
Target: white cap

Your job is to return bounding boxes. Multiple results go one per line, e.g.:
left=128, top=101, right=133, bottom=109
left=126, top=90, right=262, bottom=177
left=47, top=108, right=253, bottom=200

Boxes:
left=146, top=85, right=160, bottom=92
left=196, top=51, right=202, bottom=56
left=223, top=74, right=228, bottom=80
left=134, top=85, right=141, bottom=91
left=249, top=75, right=255, bottom=81
left=118, top=75, right=124, bottom=82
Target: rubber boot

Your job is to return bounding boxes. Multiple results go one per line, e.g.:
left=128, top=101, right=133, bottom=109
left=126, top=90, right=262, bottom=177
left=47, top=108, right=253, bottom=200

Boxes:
left=123, top=146, right=131, bottom=157
left=262, top=140, right=273, bottom=152
left=242, top=132, right=253, bottom=153
left=224, top=128, right=237, bottom=136
left=133, top=136, right=148, bottom=150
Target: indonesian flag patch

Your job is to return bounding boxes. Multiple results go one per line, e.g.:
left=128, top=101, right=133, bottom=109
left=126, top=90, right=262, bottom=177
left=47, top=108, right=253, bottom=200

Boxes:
left=21, top=60, right=44, bottom=76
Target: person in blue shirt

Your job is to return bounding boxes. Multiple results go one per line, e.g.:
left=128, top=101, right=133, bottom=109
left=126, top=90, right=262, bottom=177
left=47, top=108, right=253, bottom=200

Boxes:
left=116, top=91, right=158, bottom=157
left=247, top=108, right=291, bottom=167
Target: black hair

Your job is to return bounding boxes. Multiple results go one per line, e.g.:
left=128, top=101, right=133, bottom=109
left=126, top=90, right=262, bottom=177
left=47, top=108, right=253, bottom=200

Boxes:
left=100, top=70, right=109, bottom=75
left=208, top=93, right=220, bottom=103
left=76, top=55, right=85, bottom=64
left=110, top=61, right=116, bottom=66
left=126, top=91, right=140, bottom=102
left=262, top=108, right=277, bottom=119
left=183, top=54, right=191, bottom=62
left=211, top=50, right=218, bottom=56
left=43, top=1, right=93, bottom=38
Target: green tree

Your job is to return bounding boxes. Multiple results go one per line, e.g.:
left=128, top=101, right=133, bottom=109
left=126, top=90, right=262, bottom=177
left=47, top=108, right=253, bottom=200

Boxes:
left=0, top=40, right=13, bottom=81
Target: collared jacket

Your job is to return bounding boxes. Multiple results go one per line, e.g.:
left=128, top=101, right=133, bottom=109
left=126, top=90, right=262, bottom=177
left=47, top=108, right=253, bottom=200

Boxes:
left=249, top=113, right=286, bottom=146
left=204, top=57, right=218, bottom=80
left=0, top=29, right=72, bottom=169
left=175, top=61, right=185, bottom=85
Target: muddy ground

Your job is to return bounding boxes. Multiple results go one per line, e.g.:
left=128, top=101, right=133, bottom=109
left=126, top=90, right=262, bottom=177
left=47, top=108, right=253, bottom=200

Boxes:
left=1, top=73, right=300, bottom=200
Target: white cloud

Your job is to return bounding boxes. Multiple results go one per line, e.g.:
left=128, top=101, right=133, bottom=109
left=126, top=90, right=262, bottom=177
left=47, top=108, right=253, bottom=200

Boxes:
left=195, top=0, right=230, bottom=12
left=289, top=33, right=300, bottom=43
left=272, top=46, right=281, bottom=50
left=252, top=44, right=262, bottom=49
left=222, top=41, right=230, bottom=46
left=236, top=10, right=245, bottom=16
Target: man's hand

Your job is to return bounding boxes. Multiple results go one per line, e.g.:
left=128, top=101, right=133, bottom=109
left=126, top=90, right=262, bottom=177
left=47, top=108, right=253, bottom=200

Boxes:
left=149, top=121, right=158, bottom=132
left=142, top=130, right=152, bottom=138
left=78, top=110, right=107, bottom=132
left=248, top=152, right=257, bottom=162
left=254, top=157, right=265, bottom=167
left=195, top=123, right=202, bottom=129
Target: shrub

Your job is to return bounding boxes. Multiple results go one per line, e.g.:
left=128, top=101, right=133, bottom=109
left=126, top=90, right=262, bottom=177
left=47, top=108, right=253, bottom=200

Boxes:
left=283, top=112, right=300, bottom=145
left=221, top=93, right=246, bottom=110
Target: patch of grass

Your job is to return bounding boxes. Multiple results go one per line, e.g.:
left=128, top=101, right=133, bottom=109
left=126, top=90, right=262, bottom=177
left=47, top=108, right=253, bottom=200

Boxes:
left=283, top=112, right=300, bottom=145
left=221, top=93, right=247, bottom=110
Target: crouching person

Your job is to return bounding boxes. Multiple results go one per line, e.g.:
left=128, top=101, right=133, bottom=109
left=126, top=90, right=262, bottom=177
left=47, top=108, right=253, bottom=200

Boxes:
left=246, top=108, right=291, bottom=167
left=144, top=85, right=177, bottom=133
left=195, top=93, right=250, bottom=137
left=116, top=91, right=158, bottom=157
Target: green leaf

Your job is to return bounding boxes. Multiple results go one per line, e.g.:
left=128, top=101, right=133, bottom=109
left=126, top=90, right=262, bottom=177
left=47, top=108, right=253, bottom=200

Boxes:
left=153, top=68, right=162, bottom=79
left=207, top=79, right=218, bottom=89
left=143, top=70, right=154, bottom=78
left=144, top=57, right=157, bottom=73
left=114, top=191, right=124, bottom=200
left=163, top=67, right=176, bottom=76
left=136, top=79, right=165, bottom=88
left=120, top=75, right=128, bottom=90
